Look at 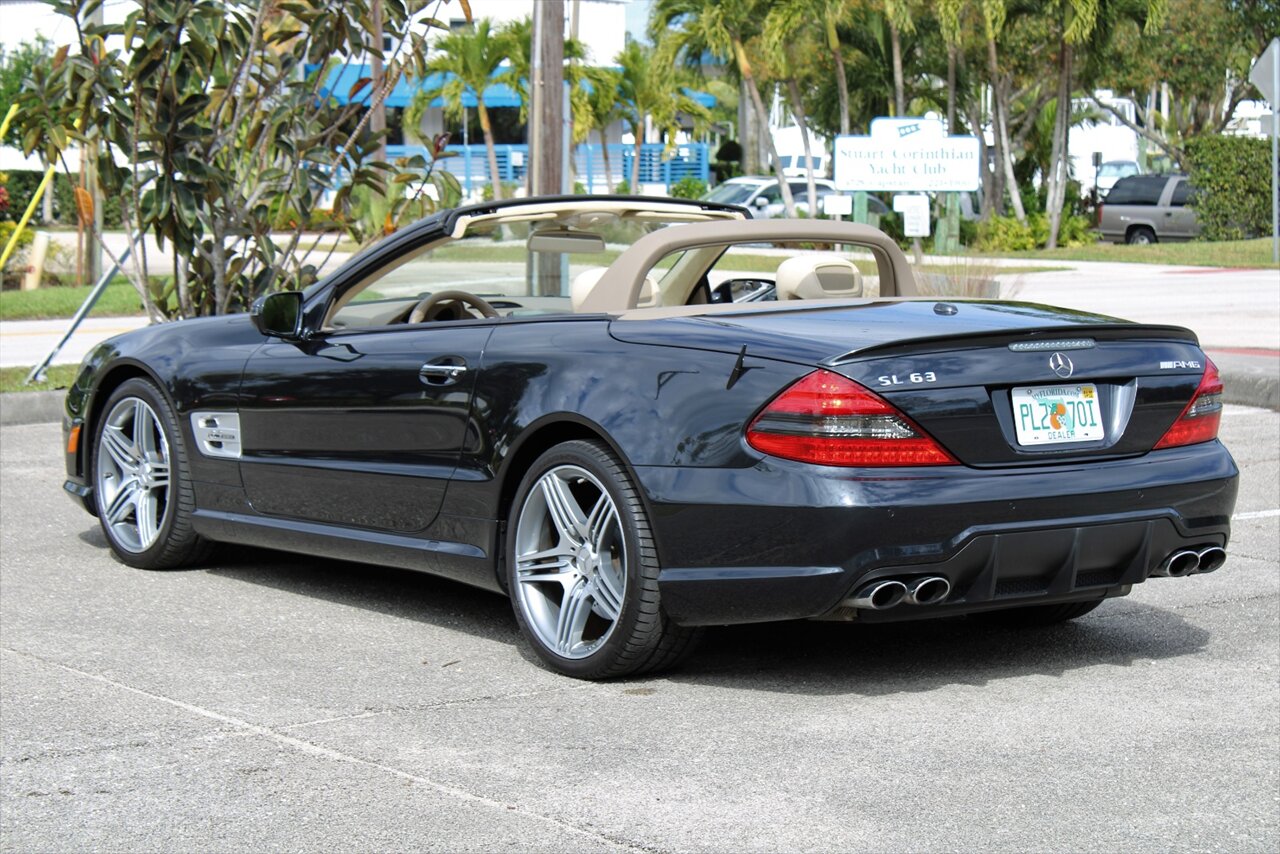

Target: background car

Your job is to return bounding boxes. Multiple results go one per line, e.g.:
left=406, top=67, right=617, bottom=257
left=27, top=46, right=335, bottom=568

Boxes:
left=61, top=197, right=1237, bottom=680
left=1098, top=174, right=1201, bottom=244
left=1094, top=159, right=1141, bottom=195
left=703, top=175, right=836, bottom=217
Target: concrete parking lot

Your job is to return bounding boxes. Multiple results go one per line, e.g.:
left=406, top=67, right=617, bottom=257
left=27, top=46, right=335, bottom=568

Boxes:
left=1, top=405, right=1277, bottom=852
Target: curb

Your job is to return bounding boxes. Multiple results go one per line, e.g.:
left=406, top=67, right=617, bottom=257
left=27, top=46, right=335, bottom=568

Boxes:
left=1, top=365, right=1275, bottom=428
left=0, top=390, right=66, bottom=426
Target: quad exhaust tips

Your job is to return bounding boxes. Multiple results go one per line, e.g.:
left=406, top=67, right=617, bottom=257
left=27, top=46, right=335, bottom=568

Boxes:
left=905, top=576, right=951, bottom=606
left=1195, top=546, right=1227, bottom=574
left=846, top=576, right=951, bottom=610
left=1152, top=546, right=1228, bottom=578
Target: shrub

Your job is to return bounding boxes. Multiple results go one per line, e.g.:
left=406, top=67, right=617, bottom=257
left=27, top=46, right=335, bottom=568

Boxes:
left=976, top=215, right=1037, bottom=252
left=669, top=176, right=708, bottom=199
left=1184, top=135, right=1270, bottom=240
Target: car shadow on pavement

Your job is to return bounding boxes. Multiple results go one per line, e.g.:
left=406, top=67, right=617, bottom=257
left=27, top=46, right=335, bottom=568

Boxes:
left=669, top=606, right=1212, bottom=695
left=85, top=531, right=1212, bottom=694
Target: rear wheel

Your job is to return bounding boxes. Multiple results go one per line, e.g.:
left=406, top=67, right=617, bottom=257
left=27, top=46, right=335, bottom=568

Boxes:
left=973, top=599, right=1102, bottom=627
left=92, top=378, right=209, bottom=569
left=1126, top=226, right=1156, bottom=245
left=507, top=440, right=700, bottom=679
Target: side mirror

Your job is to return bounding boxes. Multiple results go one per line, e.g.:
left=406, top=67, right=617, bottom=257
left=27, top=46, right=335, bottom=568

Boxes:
left=753, top=196, right=769, bottom=208
left=251, top=291, right=304, bottom=339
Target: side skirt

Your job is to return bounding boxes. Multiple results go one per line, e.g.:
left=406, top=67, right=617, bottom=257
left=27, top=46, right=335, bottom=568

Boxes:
left=191, top=509, right=504, bottom=594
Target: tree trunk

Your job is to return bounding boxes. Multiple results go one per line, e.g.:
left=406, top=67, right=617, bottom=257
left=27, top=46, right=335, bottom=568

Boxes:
left=946, top=44, right=956, bottom=132
left=477, top=103, right=504, bottom=201
left=370, top=0, right=386, bottom=163
left=631, top=128, right=642, bottom=192
left=1045, top=42, right=1073, bottom=249
left=889, top=19, right=905, bottom=116
left=598, top=128, right=614, bottom=193
left=786, top=78, right=817, bottom=216
left=827, top=18, right=850, bottom=136
left=735, top=40, right=796, bottom=217
left=986, top=35, right=1025, bottom=223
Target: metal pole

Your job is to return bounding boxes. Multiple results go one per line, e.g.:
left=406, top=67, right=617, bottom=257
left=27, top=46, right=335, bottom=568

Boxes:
left=1272, top=53, right=1278, bottom=265
left=26, top=234, right=137, bottom=384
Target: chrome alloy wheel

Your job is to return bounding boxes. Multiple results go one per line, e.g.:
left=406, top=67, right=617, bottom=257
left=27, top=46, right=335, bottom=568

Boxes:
left=513, top=464, right=627, bottom=659
left=94, top=397, right=171, bottom=553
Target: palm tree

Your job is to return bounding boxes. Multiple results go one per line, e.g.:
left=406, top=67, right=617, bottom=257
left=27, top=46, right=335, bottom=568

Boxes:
left=421, top=19, right=511, bottom=200
left=615, top=41, right=710, bottom=193
left=763, top=3, right=823, bottom=210
left=652, top=0, right=797, bottom=217
left=582, top=65, right=625, bottom=192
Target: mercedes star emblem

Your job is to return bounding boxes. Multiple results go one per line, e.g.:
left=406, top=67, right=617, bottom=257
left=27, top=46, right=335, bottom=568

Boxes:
left=1048, top=352, right=1074, bottom=378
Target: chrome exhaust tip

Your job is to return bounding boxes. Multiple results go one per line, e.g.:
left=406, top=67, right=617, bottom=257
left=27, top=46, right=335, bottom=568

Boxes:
left=1195, top=546, right=1227, bottom=574
left=847, top=580, right=908, bottom=610
left=904, top=576, right=951, bottom=606
left=1153, top=550, right=1200, bottom=578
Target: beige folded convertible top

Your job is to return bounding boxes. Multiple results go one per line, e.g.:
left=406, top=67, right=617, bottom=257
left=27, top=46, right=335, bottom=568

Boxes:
left=576, top=219, right=918, bottom=313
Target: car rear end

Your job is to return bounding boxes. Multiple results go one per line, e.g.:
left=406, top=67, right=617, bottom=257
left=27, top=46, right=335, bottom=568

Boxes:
left=634, top=309, right=1238, bottom=627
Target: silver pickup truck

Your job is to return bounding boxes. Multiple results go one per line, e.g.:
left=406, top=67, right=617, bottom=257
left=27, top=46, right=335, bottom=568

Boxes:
left=1098, top=175, right=1201, bottom=244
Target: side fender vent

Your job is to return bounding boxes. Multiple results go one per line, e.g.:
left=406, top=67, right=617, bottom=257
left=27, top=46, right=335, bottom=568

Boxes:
left=190, top=412, right=241, bottom=459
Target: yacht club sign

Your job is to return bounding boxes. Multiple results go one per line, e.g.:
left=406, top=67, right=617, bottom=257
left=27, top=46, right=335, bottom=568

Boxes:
left=834, top=118, right=980, bottom=192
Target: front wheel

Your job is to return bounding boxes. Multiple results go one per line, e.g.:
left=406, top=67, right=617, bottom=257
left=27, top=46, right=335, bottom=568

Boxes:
left=507, top=440, right=700, bottom=679
left=92, top=378, right=209, bottom=569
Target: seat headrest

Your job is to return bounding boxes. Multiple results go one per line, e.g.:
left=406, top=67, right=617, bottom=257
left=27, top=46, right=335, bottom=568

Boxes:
left=570, top=267, right=608, bottom=312
left=571, top=266, right=658, bottom=312
left=774, top=254, right=863, bottom=301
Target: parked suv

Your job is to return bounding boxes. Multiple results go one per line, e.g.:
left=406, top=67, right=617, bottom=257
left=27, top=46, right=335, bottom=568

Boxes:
left=1099, top=175, right=1200, bottom=244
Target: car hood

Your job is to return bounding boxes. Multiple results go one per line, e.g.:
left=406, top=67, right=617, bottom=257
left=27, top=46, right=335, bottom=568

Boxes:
left=609, top=299, right=1197, bottom=365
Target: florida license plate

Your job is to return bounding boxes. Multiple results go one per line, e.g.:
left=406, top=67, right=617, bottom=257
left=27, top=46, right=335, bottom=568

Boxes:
left=1012, top=384, right=1104, bottom=446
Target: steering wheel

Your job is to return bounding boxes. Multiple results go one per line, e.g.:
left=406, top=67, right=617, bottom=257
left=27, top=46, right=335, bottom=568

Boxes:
left=406, top=290, right=500, bottom=323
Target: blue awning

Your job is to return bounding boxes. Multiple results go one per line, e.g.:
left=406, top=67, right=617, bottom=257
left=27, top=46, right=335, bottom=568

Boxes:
left=310, top=63, right=522, bottom=109
left=309, top=62, right=715, bottom=111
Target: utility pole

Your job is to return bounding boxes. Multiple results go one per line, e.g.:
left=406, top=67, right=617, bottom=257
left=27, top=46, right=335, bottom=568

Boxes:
left=83, top=0, right=104, bottom=286
left=370, top=0, right=387, bottom=162
left=530, top=0, right=566, bottom=295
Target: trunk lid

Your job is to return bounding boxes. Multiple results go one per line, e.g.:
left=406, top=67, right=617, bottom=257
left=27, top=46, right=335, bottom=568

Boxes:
left=611, top=300, right=1207, bottom=465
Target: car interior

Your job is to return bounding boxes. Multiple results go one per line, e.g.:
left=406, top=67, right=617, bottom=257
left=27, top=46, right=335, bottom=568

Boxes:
left=323, top=203, right=877, bottom=331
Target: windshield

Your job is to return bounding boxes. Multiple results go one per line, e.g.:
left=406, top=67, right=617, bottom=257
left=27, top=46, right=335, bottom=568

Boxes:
left=704, top=183, right=757, bottom=205
left=1099, top=162, right=1139, bottom=178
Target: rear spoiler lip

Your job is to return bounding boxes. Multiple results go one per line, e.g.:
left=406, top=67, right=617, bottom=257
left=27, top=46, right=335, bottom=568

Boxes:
left=824, top=324, right=1202, bottom=366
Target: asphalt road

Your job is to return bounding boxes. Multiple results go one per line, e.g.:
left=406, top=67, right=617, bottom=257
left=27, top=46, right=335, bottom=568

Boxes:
left=2, top=407, right=1278, bottom=852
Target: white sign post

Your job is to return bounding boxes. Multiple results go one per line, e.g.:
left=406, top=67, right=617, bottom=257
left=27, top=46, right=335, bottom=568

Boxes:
left=833, top=118, right=981, bottom=193
left=893, top=194, right=931, bottom=237
left=822, top=193, right=853, bottom=217
left=1249, top=37, right=1279, bottom=265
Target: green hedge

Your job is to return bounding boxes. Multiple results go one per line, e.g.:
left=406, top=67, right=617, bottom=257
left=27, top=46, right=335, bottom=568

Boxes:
left=1184, top=135, right=1270, bottom=241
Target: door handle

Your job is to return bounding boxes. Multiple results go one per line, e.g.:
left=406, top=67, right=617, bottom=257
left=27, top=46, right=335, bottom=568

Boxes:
left=419, top=360, right=468, bottom=385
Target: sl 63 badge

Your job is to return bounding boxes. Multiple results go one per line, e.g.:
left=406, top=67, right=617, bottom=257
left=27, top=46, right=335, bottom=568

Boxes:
left=877, top=372, right=938, bottom=386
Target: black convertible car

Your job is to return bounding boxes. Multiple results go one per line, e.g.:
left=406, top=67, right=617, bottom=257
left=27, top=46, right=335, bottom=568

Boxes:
left=62, top=196, right=1238, bottom=678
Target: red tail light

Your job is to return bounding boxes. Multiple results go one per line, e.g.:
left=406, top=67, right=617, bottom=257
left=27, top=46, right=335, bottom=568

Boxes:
left=1154, top=359, right=1223, bottom=449
left=746, top=370, right=957, bottom=467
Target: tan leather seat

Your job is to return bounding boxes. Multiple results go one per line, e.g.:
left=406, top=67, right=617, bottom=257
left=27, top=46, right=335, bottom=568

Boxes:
left=774, top=254, right=863, bottom=300
left=570, top=266, right=658, bottom=311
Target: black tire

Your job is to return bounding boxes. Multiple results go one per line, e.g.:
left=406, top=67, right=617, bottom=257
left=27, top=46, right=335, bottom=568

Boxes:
left=91, top=378, right=210, bottom=569
left=506, top=439, right=701, bottom=679
left=973, top=599, right=1102, bottom=627
left=1126, top=226, right=1156, bottom=245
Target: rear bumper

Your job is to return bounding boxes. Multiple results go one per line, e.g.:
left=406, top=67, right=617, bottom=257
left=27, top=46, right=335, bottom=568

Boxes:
left=638, top=441, right=1238, bottom=626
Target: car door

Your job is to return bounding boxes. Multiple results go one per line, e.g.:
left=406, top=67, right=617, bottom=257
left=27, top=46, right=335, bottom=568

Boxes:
left=1166, top=178, right=1199, bottom=240
left=235, top=234, right=511, bottom=534
left=237, top=323, right=492, bottom=534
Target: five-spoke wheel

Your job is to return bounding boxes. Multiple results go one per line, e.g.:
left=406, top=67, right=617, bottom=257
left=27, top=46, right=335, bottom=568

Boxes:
left=507, top=440, right=700, bottom=679
left=92, top=378, right=208, bottom=569
left=96, top=396, right=171, bottom=553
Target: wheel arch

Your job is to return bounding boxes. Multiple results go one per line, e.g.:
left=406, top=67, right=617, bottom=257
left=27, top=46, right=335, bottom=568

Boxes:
left=1125, top=223, right=1158, bottom=243
left=491, top=414, right=653, bottom=590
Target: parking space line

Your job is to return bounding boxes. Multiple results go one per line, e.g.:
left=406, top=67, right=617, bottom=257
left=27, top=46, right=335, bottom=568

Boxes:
left=1234, top=509, right=1280, bottom=520
left=4, top=647, right=643, bottom=853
